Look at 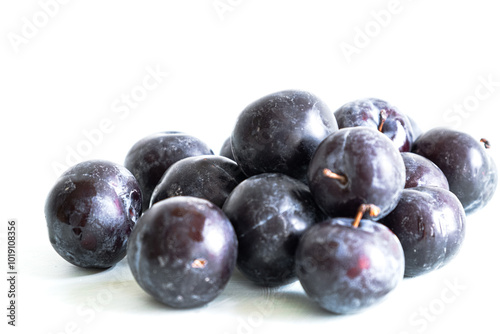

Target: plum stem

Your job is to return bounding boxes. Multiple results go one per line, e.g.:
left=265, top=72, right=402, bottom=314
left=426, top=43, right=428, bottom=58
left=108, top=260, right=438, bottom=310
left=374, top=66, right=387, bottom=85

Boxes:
left=480, top=138, right=491, bottom=149
left=352, top=204, right=381, bottom=228
left=378, top=110, right=388, bottom=132
left=323, top=168, right=348, bottom=185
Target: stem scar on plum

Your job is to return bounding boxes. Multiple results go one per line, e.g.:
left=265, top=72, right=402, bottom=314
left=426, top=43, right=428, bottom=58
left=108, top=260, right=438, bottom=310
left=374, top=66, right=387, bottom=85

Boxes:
left=191, top=258, right=207, bottom=268
left=352, top=204, right=380, bottom=228
left=323, top=168, right=348, bottom=185
left=378, top=109, right=388, bottom=132
left=480, top=138, right=491, bottom=149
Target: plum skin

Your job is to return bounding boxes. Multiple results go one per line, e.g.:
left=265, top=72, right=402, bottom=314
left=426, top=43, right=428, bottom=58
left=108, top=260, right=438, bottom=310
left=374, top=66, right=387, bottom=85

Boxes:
left=334, top=97, right=414, bottom=152
left=412, top=127, right=497, bottom=214
left=379, top=187, right=466, bottom=277
left=295, top=218, right=405, bottom=314
left=231, top=89, right=338, bottom=183
left=45, top=160, right=142, bottom=269
left=219, top=137, right=235, bottom=161
left=222, top=173, right=325, bottom=287
left=307, top=127, right=406, bottom=220
left=150, top=155, right=246, bottom=208
left=124, top=131, right=213, bottom=211
left=127, top=196, right=238, bottom=309
left=401, top=152, right=449, bottom=190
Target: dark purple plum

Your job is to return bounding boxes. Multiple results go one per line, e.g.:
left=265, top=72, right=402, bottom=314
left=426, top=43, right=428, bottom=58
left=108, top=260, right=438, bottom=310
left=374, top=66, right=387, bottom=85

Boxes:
left=334, top=98, right=414, bottom=152
left=219, top=137, right=235, bottom=161
left=296, top=205, right=404, bottom=314
left=127, top=196, right=237, bottom=308
left=45, top=160, right=142, bottom=269
left=124, top=131, right=213, bottom=211
left=412, top=128, right=497, bottom=214
left=401, top=152, right=449, bottom=189
left=231, top=90, right=338, bottom=182
left=222, top=173, right=325, bottom=287
left=307, top=127, right=405, bottom=220
left=408, top=115, right=423, bottom=142
left=379, top=187, right=466, bottom=277
left=150, top=155, right=246, bottom=208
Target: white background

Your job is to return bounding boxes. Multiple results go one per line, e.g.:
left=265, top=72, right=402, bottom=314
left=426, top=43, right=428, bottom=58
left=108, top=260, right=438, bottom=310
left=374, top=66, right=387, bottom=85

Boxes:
left=1, top=1, right=499, bottom=333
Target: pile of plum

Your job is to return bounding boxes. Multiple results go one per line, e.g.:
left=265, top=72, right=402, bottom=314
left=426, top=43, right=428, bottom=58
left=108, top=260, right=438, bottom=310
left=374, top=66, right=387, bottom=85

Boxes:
left=45, top=90, right=498, bottom=314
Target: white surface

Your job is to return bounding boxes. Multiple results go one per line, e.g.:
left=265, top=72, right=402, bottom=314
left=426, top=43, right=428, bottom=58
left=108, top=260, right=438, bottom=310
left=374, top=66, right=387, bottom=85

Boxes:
left=1, top=1, right=500, bottom=333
